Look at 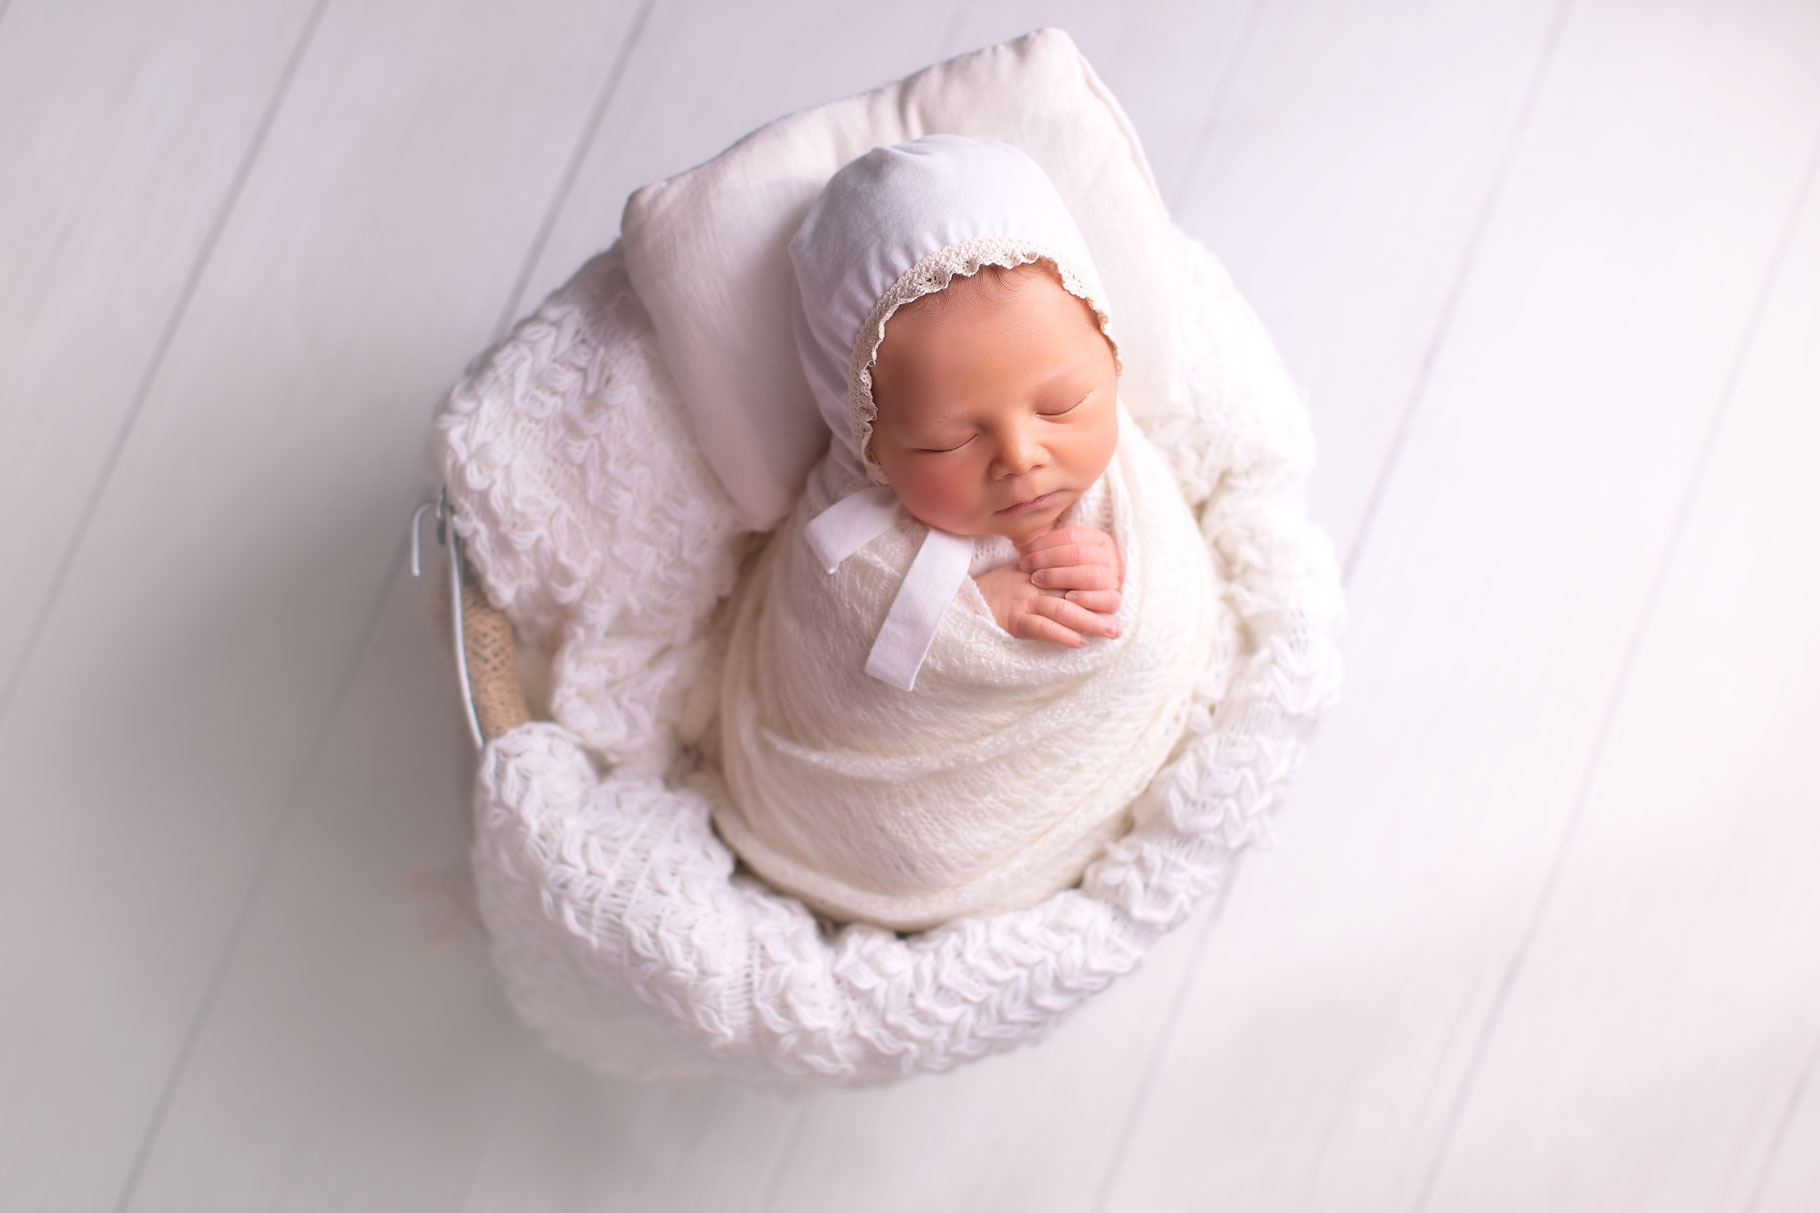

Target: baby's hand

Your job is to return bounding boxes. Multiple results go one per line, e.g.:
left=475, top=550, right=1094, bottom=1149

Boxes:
left=975, top=564, right=1122, bottom=648
left=1018, top=526, right=1125, bottom=616
left=976, top=526, right=1125, bottom=649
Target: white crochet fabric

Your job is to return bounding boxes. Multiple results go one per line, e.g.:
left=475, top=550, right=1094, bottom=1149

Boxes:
left=431, top=228, right=1344, bottom=1089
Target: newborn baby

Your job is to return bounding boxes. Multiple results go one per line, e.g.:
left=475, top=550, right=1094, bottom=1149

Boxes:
left=870, top=258, right=1126, bottom=650
left=709, top=135, right=1217, bottom=933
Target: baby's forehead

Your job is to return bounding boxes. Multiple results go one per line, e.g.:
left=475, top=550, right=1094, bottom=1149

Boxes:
left=887, top=263, right=1078, bottom=343
left=877, top=295, right=1109, bottom=422
left=910, top=260, right=1056, bottom=307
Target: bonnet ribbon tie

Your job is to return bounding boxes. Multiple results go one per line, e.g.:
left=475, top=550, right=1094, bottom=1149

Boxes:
left=805, top=487, right=973, bottom=692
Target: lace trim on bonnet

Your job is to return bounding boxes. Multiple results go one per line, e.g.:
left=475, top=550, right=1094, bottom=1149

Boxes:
left=846, top=237, right=1124, bottom=484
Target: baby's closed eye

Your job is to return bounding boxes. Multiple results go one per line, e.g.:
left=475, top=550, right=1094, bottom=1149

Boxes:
left=1038, top=391, right=1091, bottom=417
left=913, top=390, right=1091, bottom=450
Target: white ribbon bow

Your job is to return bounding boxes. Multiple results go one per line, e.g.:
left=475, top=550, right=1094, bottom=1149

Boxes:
left=803, top=487, right=974, bottom=691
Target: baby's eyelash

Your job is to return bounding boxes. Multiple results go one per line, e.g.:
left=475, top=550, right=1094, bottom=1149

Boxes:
left=910, top=390, right=1093, bottom=450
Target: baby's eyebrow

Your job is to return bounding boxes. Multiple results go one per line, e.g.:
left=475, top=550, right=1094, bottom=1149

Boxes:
left=901, top=416, right=973, bottom=442
left=1034, top=362, right=1085, bottom=388
left=891, top=396, right=972, bottom=426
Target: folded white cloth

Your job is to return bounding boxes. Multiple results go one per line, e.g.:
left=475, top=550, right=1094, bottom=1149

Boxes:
left=710, top=410, right=1217, bottom=931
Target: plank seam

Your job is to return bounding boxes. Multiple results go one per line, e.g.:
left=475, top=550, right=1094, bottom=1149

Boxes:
left=491, top=0, right=658, bottom=341
left=1409, top=85, right=1820, bottom=1213
left=454, top=1047, right=540, bottom=1211
left=754, top=1101, right=814, bottom=1213
left=0, top=0, right=333, bottom=731
left=934, top=0, right=977, bottom=60
left=1341, top=0, right=1575, bottom=586
left=1170, top=0, right=1271, bottom=212
left=1091, top=852, right=1250, bottom=1213
left=1745, top=1022, right=1820, bottom=1213
left=1716, top=120, right=1820, bottom=1213
left=109, top=537, right=405, bottom=1213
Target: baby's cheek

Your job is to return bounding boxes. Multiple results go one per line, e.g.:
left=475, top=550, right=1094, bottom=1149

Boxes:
left=890, top=466, right=981, bottom=533
left=1091, top=402, right=1120, bottom=462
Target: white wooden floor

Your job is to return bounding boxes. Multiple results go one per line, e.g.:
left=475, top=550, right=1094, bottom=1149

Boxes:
left=4, top=0, right=1818, bottom=1209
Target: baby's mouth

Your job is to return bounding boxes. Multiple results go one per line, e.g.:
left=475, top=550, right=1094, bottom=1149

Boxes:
left=996, top=490, right=1061, bottom=516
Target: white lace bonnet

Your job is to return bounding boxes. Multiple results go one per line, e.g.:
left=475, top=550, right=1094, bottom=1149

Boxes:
left=788, top=134, right=1123, bottom=482
left=785, top=135, right=1125, bottom=691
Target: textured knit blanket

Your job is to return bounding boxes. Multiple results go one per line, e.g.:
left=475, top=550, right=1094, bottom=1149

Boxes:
left=712, top=418, right=1219, bottom=932
left=433, top=228, right=1344, bottom=1087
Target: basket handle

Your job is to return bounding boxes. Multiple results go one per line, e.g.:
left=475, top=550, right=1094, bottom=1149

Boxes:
left=412, top=492, right=530, bottom=747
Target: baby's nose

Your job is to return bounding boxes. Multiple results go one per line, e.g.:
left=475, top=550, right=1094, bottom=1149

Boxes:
left=993, top=429, right=1043, bottom=477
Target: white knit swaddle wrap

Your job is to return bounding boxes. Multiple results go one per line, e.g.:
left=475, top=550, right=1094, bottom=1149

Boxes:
left=709, top=136, right=1219, bottom=930
left=714, top=411, right=1216, bottom=932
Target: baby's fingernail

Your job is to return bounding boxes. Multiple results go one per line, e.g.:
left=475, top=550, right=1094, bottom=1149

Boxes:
left=1031, top=570, right=1049, bottom=586
left=1107, top=624, right=1121, bottom=637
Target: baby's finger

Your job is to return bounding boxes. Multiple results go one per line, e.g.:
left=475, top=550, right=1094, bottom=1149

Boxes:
left=1028, top=562, right=1120, bottom=592
left=1060, top=588, right=1121, bottom=615
left=1021, top=527, right=1114, bottom=561
left=1015, top=611, right=1088, bottom=648
left=1048, top=525, right=1115, bottom=549
left=1020, top=543, right=1087, bottom=573
left=1020, top=531, right=1109, bottom=566
left=1031, top=593, right=1121, bottom=639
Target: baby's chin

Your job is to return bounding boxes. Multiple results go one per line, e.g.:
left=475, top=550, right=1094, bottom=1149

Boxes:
left=996, top=509, right=1072, bottom=549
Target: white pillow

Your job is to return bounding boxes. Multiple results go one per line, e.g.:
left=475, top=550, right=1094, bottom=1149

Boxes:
left=621, top=28, right=1182, bottom=531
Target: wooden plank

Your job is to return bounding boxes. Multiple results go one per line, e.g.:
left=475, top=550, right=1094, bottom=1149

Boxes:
left=940, top=0, right=1269, bottom=204
left=1171, top=0, right=1572, bottom=564
left=0, top=2, right=645, bottom=1207
left=758, top=2, right=1559, bottom=1209
left=763, top=894, right=1233, bottom=1213
left=512, top=0, right=982, bottom=320
left=1756, top=1038, right=1820, bottom=1213
left=0, top=0, right=320, bottom=688
left=1417, top=143, right=1820, bottom=1212
left=462, top=1051, right=804, bottom=1213
left=1100, top=1, right=1820, bottom=1209
left=117, top=561, right=526, bottom=1212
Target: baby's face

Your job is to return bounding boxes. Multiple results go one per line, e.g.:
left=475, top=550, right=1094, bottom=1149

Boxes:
left=868, top=264, right=1119, bottom=547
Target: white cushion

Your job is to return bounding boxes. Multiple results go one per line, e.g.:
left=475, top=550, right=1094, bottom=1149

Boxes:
left=621, top=28, right=1181, bottom=531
